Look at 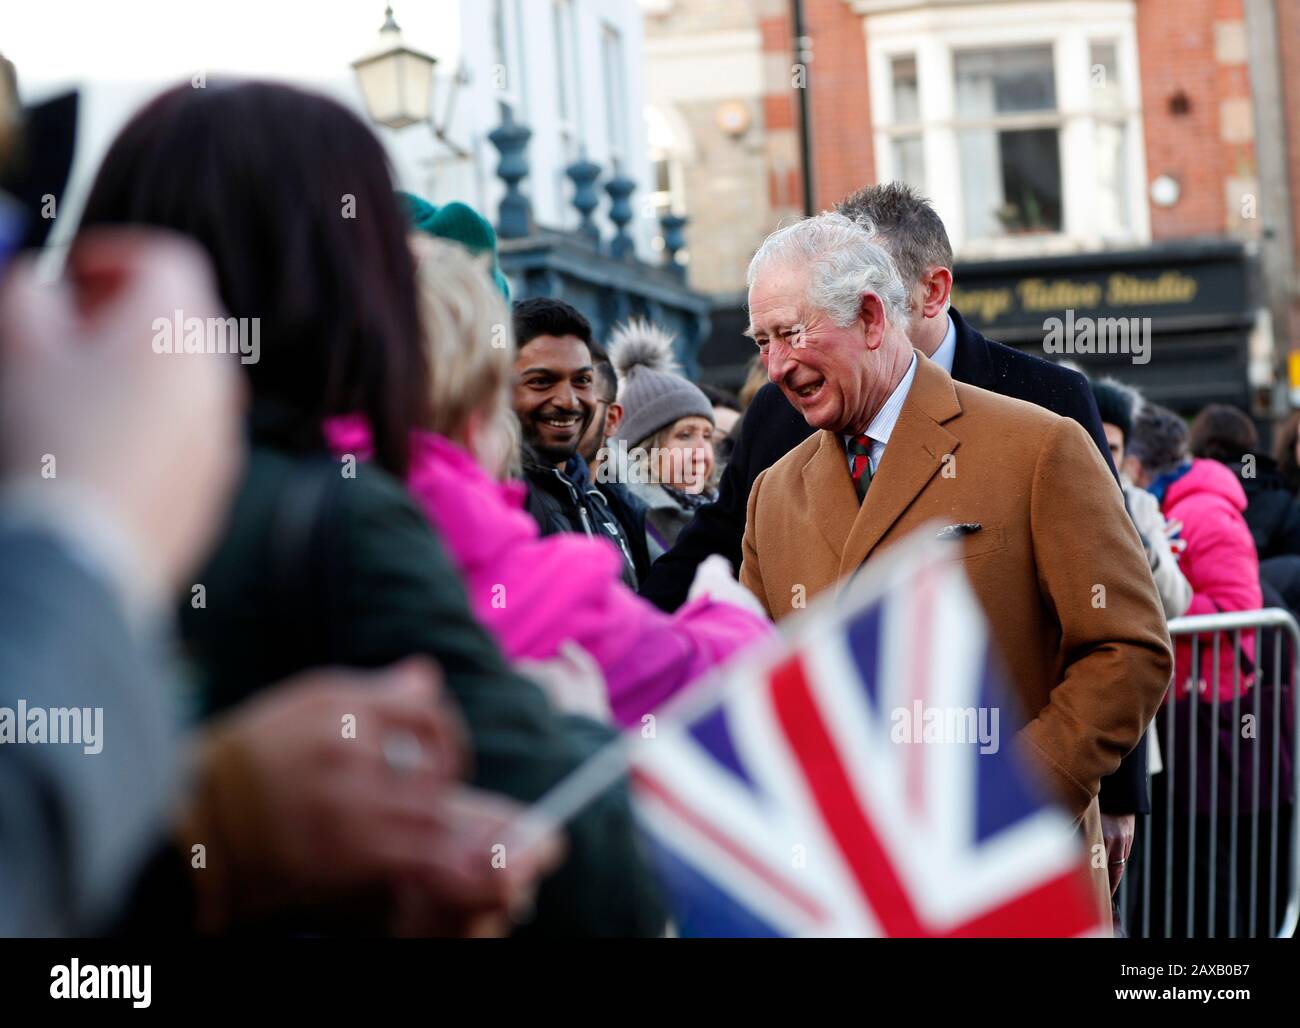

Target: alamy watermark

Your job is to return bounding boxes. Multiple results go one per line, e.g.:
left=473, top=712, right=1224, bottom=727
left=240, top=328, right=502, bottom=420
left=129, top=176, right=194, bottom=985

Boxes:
left=595, top=439, right=711, bottom=490
left=890, top=701, right=1000, bottom=754
left=1042, top=308, right=1151, bottom=365
left=50, top=960, right=150, bottom=1008
left=0, top=700, right=102, bottom=754
left=151, top=309, right=260, bottom=364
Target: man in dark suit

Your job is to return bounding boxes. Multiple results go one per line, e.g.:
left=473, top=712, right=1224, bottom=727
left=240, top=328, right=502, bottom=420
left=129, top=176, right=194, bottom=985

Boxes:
left=639, top=183, right=1152, bottom=901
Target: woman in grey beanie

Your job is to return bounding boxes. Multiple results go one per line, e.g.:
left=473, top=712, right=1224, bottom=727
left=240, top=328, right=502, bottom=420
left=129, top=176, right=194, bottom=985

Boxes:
left=608, top=319, right=717, bottom=559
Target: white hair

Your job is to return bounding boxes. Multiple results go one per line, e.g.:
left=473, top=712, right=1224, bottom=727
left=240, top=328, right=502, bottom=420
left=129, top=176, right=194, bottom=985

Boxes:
left=746, top=211, right=910, bottom=328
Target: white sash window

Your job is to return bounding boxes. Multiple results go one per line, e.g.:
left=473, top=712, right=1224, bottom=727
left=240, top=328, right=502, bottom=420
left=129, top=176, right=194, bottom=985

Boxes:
left=860, top=0, right=1149, bottom=256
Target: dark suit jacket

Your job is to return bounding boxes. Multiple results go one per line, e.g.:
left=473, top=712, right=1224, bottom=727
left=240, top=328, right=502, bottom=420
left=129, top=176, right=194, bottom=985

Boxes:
left=639, top=307, right=1153, bottom=814
left=0, top=526, right=177, bottom=935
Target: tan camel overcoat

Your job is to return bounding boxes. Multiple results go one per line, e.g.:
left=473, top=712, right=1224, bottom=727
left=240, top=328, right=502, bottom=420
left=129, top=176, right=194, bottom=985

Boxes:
left=741, top=352, right=1173, bottom=929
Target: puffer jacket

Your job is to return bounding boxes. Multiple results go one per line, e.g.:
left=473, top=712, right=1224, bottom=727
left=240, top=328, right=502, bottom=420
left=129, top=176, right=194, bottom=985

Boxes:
left=1231, top=453, right=1300, bottom=560
left=522, top=450, right=645, bottom=589
left=1160, top=458, right=1262, bottom=700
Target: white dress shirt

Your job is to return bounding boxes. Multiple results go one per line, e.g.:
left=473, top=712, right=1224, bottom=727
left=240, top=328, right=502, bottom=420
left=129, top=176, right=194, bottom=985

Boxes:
left=840, top=314, right=953, bottom=476
left=844, top=352, right=918, bottom=476
left=930, top=312, right=958, bottom=374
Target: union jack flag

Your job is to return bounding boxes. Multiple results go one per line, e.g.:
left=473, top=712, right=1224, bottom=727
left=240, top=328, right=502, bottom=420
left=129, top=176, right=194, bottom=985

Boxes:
left=629, top=528, right=1103, bottom=937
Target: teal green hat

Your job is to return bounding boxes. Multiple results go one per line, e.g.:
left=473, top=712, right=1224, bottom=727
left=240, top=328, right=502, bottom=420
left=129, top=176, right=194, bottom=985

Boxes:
left=397, top=191, right=511, bottom=301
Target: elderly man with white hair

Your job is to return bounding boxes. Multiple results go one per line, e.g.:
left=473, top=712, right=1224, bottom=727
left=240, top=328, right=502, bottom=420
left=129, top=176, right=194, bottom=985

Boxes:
left=738, top=212, right=1172, bottom=930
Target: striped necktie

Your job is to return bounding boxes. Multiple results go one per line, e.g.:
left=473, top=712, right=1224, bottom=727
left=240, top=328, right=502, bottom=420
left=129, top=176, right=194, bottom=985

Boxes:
left=847, top=433, right=873, bottom=501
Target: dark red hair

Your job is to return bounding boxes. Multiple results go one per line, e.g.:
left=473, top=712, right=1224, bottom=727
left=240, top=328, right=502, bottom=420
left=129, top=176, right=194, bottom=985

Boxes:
left=77, top=80, right=428, bottom=477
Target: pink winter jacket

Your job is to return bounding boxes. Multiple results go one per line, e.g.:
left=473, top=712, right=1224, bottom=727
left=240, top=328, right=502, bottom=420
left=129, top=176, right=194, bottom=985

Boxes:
left=1161, top=458, right=1262, bottom=700
left=324, top=416, right=774, bottom=724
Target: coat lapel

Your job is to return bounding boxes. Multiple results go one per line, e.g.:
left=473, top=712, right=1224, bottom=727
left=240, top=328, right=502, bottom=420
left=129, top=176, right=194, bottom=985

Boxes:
left=836, top=353, right=963, bottom=580
left=802, top=430, right=862, bottom=559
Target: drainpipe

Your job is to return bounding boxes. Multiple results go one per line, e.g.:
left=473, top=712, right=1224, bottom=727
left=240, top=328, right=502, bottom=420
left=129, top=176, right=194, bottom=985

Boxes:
left=792, top=0, right=816, bottom=216
left=1243, top=0, right=1296, bottom=415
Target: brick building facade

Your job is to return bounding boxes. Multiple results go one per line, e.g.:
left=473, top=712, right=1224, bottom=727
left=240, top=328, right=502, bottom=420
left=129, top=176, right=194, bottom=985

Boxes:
left=646, top=0, right=1300, bottom=416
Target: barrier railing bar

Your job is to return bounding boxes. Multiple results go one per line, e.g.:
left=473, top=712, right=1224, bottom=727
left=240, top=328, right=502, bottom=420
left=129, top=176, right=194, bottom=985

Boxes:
left=1229, top=627, right=1241, bottom=938
left=1165, top=638, right=1176, bottom=939
left=1188, top=634, right=1200, bottom=938
left=1165, top=608, right=1300, bottom=938
left=1271, top=626, right=1282, bottom=933
left=1208, top=631, right=1219, bottom=937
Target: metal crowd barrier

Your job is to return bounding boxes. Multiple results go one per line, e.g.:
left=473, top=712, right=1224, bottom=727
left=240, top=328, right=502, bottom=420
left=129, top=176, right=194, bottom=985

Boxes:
left=1117, top=608, right=1300, bottom=938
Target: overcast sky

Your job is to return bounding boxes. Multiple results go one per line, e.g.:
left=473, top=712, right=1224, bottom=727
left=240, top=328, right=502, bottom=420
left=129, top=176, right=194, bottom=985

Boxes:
left=1, top=0, right=461, bottom=96
left=2, top=0, right=470, bottom=262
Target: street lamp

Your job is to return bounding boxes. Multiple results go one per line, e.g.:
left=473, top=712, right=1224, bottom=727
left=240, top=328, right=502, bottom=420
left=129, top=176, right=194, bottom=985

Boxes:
left=351, top=4, right=468, bottom=156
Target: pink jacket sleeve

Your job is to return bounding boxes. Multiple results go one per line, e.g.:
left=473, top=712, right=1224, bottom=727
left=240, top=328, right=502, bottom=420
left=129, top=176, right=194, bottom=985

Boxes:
left=460, top=529, right=774, bottom=726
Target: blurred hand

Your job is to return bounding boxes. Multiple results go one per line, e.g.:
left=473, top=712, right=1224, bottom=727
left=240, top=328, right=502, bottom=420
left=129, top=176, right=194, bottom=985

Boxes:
left=389, top=788, right=565, bottom=937
left=0, top=229, right=244, bottom=592
left=1101, top=812, right=1135, bottom=894
left=514, top=639, right=611, bottom=721
left=181, top=657, right=483, bottom=932
left=688, top=553, right=769, bottom=620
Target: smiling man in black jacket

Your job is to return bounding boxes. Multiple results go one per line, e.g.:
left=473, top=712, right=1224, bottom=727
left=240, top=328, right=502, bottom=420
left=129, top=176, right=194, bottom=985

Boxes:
left=639, top=183, right=1151, bottom=904
left=512, top=298, right=651, bottom=588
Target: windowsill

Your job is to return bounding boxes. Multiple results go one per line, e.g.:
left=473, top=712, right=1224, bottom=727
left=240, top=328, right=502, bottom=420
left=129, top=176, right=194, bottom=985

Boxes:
left=957, top=232, right=1149, bottom=261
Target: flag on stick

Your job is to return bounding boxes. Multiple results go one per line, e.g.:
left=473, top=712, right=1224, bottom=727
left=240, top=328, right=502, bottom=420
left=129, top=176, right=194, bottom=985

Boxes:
left=515, top=525, right=1104, bottom=937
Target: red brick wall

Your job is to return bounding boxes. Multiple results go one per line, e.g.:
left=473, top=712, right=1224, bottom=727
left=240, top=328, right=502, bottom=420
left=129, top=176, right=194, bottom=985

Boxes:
left=1277, top=0, right=1300, bottom=265
left=804, top=0, right=876, bottom=210
left=758, top=0, right=876, bottom=213
left=764, top=0, right=1258, bottom=240
left=1136, top=0, right=1254, bottom=239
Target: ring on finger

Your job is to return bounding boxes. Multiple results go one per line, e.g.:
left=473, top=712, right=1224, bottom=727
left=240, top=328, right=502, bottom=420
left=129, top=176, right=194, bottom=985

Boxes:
left=382, top=730, right=425, bottom=776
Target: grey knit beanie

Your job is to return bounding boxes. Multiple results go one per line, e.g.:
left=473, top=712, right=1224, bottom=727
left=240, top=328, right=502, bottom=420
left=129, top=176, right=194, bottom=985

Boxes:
left=609, top=319, right=714, bottom=446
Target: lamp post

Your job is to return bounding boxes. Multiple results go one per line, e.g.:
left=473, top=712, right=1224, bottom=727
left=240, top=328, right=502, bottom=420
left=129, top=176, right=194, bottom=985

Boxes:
left=351, top=4, right=468, bottom=158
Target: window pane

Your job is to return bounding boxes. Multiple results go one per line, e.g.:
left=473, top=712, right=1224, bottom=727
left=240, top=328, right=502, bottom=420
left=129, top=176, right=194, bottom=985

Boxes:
left=492, top=0, right=509, bottom=81
left=1089, top=41, right=1124, bottom=114
left=954, top=45, right=1056, bottom=118
left=1094, top=119, right=1130, bottom=235
left=959, top=127, right=1062, bottom=238
left=891, top=56, right=920, bottom=123
left=654, top=158, right=672, bottom=195
left=891, top=135, right=925, bottom=191
left=602, top=25, right=627, bottom=156
left=554, top=2, right=570, bottom=121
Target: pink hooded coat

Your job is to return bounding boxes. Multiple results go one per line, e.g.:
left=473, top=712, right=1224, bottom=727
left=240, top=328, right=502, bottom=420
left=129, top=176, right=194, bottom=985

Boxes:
left=324, top=416, right=773, bottom=724
left=1161, top=458, right=1262, bottom=700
